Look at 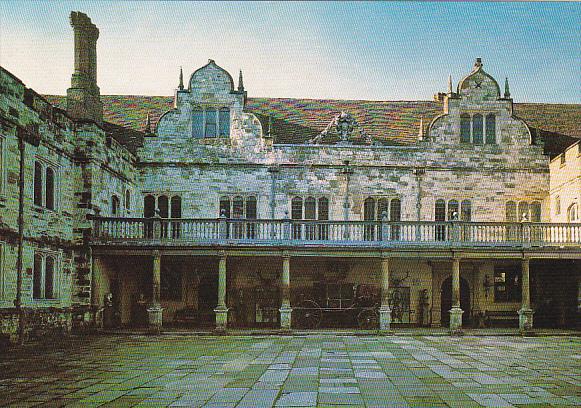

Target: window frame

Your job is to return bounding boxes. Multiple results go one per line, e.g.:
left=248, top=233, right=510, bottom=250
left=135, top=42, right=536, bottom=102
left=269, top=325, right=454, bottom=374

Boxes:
left=33, top=158, right=59, bottom=211
left=0, top=136, right=5, bottom=196
left=32, top=251, right=60, bottom=301
left=568, top=203, right=579, bottom=222
left=459, top=112, right=497, bottom=145
left=363, top=196, right=401, bottom=221
left=290, top=195, right=331, bottom=220
left=493, top=265, right=521, bottom=303
left=192, top=105, right=231, bottom=139
left=111, top=195, right=120, bottom=216
left=143, top=193, right=183, bottom=218
left=219, top=194, right=260, bottom=219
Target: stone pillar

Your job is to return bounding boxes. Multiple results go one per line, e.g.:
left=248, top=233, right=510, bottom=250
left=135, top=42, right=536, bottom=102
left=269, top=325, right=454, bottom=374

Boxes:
left=147, top=252, right=163, bottom=333
left=518, top=257, right=534, bottom=333
left=449, top=257, right=463, bottom=334
left=214, top=253, right=228, bottom=332
left=279, top=255, right=292, bottom=331
left=379, top=256, right=392, bottom=332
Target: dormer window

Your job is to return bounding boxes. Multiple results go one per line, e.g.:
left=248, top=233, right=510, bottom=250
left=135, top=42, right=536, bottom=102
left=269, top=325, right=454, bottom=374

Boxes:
left=459, top=113, right=496, bottom=145
left=192, top=106, right=230, bottom=139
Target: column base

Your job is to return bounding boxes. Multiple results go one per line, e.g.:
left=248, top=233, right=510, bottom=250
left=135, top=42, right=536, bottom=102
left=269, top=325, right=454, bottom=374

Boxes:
left=379, top=306, right=392, bottom=333
left=518, top=308, right=534, bottom=334
left=279, top=307, right=293, bottom=331
left=449, top=307, right=463, bottom=335
left=147, top=305, right=163, bottom=334
left=214, top=306, right=229, bottom=333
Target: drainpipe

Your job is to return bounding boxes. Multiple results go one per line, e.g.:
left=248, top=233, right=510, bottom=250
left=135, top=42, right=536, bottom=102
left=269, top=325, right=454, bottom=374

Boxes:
left=15, top=129, right=26, bottom=345
left=268, top=165, right=279, bottom=219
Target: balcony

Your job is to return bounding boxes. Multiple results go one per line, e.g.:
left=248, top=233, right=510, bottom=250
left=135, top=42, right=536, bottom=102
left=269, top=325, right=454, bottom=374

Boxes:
left=91, top=217, right=581, bottom=249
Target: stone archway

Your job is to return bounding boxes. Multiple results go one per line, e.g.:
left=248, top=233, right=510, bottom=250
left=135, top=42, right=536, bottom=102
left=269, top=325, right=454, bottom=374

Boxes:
left=440, top=276, right=471, bottom=327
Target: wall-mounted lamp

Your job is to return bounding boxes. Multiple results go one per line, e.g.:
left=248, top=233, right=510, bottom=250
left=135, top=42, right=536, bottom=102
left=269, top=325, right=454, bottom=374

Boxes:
left=483, top=275, right=493, bottom=298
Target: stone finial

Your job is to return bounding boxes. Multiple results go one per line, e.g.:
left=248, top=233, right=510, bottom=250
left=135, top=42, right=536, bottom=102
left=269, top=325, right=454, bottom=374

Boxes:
left=238, top=70, right=244, bottom=92
left=447, top=75, right=453, bottom=94
left=473, top=58, right=483, bottom=70
left=504, top=77, right=511, bottom=98
left=178, top=66, right=184, bottom=90
left=418, top=117, right=424, bottom=140
left=145, top=112, right=152, bottom=134
left=267, top=114, right=272, bottom=137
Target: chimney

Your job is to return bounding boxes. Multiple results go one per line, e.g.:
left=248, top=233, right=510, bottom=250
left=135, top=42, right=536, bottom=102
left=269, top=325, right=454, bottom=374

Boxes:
left=66, top=11, right=103, bottom=125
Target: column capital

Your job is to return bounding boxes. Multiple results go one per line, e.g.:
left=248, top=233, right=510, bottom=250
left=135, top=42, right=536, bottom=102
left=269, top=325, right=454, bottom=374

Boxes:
left=152, top=250, right=161, bottom=259
left=282, top=250, right=291, bottom=260
left=380, top=252, right=390, bottom=260
left=521, top=256, right=530, bottom=263
left=218, top=250, right=226, bottom=259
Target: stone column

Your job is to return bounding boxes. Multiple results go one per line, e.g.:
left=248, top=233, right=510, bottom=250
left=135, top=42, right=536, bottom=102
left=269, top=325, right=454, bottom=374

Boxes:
left=279, top=255, right=292, bottom=331
left=214, top=252, right=228, bottom=332
left=518, top=257, right=534, bottom=333
left=379, top=256, right=392, bottom=332
left=449, top=257, right=463, bottom=334
left=147, top=251, right=163, bottom=333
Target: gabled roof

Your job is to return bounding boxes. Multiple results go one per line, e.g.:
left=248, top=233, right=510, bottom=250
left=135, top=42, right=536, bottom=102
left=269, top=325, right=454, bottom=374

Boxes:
left=44, top=95, right=580, bottom=154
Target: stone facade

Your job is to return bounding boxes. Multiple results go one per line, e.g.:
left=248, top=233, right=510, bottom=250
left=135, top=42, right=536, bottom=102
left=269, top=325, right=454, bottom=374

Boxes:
left=1, top=12, right=580, bottom=341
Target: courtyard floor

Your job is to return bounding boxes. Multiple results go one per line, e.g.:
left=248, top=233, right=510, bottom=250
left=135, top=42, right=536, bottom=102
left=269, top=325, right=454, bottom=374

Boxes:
left=0, top=334, right=580, bottom=407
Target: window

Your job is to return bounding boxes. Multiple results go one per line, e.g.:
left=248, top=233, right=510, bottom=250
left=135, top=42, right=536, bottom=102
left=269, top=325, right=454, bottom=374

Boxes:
left=34, top=162, right=43, bottom=206
left=304, top=197, right=316, bottom=220
left=246, top=196, right=257, bottom=219
left=530, top=201, right=541, bottom=223
left=290, top=195, right=331, bottom=240
left=34, top=161, right=57, bottom=209
left=291, top=197, right=303, bottom=220
left=485, top=114, right=496, bottom=144
left=460, top=200, right=472, bottom=221
left=448, top=200, right=459, bottom=220
left=33, top=253, right=57, bottom=300
left=555, top=196, right=561, bottom=215
left=170, top=196, right=182, bottom=218
left=220, top=196, right=231, bottom=218
left=220, top=195, right=259, bottom=219
left=390, top=198, right=401, bottom=240
left=192, top=106, right=231, bottom=138
left=435, top=199, right=446, bottom=241
left=157, top=195, right=169, bottom=218
left=111, top=195, right=120, bottom=216
left=125, top=190, right=131, bottom=211
left=363, top=197, right=375, bottom=221
left=472, top=114, right=483, bottom=145
left=144, top=195, right=155, bottom=218
left=460, top=114, right=471, bottom=143
left=506, top=201, right=517, bottom=222
left=363, top=197, right=402, bottom=241
left=318, top=198, right=329, bottom=220
left=518, top=201, right=529, bottom=222
left=494, top=266, right=521, bottom=302
left=560, top=154, right=566, bottom=166
left=568, top=203, right=578, bottom=222
left=460, top=113, right=496, bottom=145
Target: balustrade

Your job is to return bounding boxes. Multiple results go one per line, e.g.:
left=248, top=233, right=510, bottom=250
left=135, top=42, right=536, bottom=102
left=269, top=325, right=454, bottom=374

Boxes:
left=91, top=217, right=581, bottom=248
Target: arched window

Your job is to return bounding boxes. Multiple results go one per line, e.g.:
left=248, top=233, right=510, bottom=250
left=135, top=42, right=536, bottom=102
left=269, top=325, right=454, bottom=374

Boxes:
left=291, top=197, right=303, bottom=220
left=33, top=253, right=43, bottom=299
left=364, top=197, right=376, bottom=221
left=530, top=201, right=541, bottom=222
left=111, top=195, right=120, bottom=216
left=205, top=108, right=217, bottom=138
left=192, top=106, right=204, bottom=139
left=157, top=195, right=169, bottom=218
left=378, top=198, right=389, bottom=221
left=555, top=196, right=561, bottom=215
left=33, top=253, right=56, bottom=299
left=304, top=197, right=316, bottom=220
left=45, top=167, right=55, bottom=210
left=472, top=114, right=483, bottom=144
left=170, top=196, right=182, bottom=218
left=435, top=199, right=446, bottom=221
left=518, top=201, right=529, bottom=222
left=318, top=197, right=329, bottom=220
left=246, top=196, right=257, bottom=219
left=460, top=114, right=471, bottom=143
left=506, top=201, right=517, bottom=222
left=485, top=113, right=496, bottom=144
left=219, top=108, right=230, bottom=137
left=144, top=195, right=155, bottom=218
left=125, top=190, right=131, bottom=210
left=34, top=161, right=43, bottom=206
left=568, top=203, right=578, bottom=222
left=448, top=200, right=459, bottom=220
left=219, top=196, right=231, bottom=218
left=232, top=196, right=244, bottom=219
left=461, top=200, right=472, bottom=221
left=390, top=199, right=401, bottom=222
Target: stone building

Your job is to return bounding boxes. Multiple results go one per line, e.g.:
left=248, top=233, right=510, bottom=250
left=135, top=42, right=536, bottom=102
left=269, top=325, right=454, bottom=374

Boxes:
left=1, top=12, right=580, bottom=341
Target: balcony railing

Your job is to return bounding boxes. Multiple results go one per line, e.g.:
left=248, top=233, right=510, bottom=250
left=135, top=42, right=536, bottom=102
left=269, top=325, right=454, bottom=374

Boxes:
left=91, top=217, right=581, bottom=249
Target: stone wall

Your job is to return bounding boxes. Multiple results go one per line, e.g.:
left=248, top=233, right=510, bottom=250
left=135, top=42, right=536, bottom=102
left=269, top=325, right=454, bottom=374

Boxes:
left=549, top=141, right=580, bottom=223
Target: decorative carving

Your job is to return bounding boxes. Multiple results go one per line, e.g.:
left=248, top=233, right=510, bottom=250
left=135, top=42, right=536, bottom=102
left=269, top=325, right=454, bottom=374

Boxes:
left=309, top=111, right=373, bottom=145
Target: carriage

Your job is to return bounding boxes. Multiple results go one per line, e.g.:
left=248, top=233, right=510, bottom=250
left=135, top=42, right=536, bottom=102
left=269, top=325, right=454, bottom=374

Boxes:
left=293, top=281, right=411, bottom=329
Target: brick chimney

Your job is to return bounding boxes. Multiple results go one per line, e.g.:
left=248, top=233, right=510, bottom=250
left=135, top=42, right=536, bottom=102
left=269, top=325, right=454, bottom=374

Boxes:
left=66, top=11, right=103, bottom=125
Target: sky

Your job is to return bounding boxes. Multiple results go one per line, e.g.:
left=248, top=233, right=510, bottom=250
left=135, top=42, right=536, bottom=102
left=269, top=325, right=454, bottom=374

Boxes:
left=0, top=1, right=579, bottom=103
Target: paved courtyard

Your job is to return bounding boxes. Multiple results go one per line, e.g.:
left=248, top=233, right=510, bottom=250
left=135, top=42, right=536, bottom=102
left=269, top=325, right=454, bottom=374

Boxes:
left=0, top=334, right=580, bottom=407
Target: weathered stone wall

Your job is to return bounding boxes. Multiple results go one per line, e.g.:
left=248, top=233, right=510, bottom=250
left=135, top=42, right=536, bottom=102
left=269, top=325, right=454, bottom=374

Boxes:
left=549, top=142, right=580, bottom=223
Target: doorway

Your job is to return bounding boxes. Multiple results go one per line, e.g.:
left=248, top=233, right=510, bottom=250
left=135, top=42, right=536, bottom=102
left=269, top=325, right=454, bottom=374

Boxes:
left=441, top=276, right=471, bottom=327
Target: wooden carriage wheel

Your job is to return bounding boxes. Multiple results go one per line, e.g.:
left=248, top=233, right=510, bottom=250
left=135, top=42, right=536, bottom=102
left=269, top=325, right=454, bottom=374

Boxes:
left=295, top=300, right=322, bottom=329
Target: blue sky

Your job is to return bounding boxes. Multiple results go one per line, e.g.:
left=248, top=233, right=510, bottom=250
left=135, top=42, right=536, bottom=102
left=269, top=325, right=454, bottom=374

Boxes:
left=1, top=1, right=579, bottom=102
